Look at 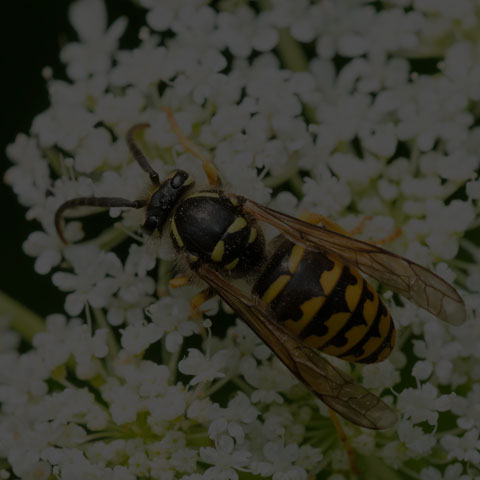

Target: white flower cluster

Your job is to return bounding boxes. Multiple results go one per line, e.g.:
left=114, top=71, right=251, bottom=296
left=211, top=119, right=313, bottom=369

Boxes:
left=4, top=0, right=480, bottom=478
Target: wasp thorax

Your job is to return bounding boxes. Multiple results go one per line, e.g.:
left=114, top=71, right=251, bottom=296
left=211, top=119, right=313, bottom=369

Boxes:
left=142, top=169, right=195, bottom=235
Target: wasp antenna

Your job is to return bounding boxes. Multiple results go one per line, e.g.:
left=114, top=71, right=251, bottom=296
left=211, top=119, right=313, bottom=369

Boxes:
left=55, top=196, right=146, bottom=244
left=126, top=123, right=160, bottom=186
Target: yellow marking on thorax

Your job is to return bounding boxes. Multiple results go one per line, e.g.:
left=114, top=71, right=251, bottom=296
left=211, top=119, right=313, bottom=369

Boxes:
left=303, top=311, right=352, bottom=348
left=285, top=296, right=326, bottom=335
left=342, top=310, right=393, bottom=363
left=184, top=175, right=194, bottom=186
left=248, top=228, right=257, bottom=244
left=344, top=268, right=364, bottom=312
left=211, top=240, right=225, bottom=262
left=288, top=245, right=305, bottom=274
left=225, top=258, right=239, bottom=270
left=170, top=218, right=184, bottom=247
left=261, top=275, right=291, bottom=304
left=186, top=252, right=198, bottom=264
left=319, top=256, right=343, bottom=296
left=227, top=217, right=247, bottom=234
left=186, top=191, right=220, bottom=200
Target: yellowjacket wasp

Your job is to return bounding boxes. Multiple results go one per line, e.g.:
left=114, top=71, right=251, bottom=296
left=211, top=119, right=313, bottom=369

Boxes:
left=55, top=108, right=466, bottom=432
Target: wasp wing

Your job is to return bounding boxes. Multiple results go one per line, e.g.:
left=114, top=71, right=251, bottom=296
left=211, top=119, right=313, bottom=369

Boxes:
left=197, top=264, right=397, bottom=430
left=240, top=198, right=466, bottom=326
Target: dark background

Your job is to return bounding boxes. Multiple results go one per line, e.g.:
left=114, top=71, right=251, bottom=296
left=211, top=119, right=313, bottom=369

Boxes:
left=1, top=0, right=145, bottom=317
left=1, top=1, right=73, bottom=316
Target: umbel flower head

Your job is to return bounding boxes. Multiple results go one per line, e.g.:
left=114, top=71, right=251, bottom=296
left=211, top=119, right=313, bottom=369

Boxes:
left=3, top=0, right=480, bottom=478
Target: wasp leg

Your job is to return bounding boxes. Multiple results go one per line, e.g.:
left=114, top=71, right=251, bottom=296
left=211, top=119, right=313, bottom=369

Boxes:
left=189, top=287, right=216, bottom=319
left=162, top=106, right=221, bottom=187
left=169, top=275, right=215, bottom=318
left=300, top=211, right=401, bottom=245
left=299, top=211, right=350, bottom=234
left=370, top=226, right=402, bottom=245
left=328, top=409, right=361, bottom=476
left=347, top=215, right=402, bottom=245
left=169, top=274, right=191, bottom=289
left=126, top=124, right=161, bottom=186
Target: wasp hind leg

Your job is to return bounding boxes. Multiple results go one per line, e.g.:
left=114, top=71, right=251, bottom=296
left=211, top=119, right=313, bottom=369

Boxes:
left=300, top=211, right=401, bottom=245
left=162, top=106, right=221, bottom=187
left=328, top=409, right=361, bottom=476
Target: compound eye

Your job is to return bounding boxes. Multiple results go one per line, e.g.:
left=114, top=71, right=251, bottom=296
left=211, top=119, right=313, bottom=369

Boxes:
left=170, top=171, right=189, bottom=189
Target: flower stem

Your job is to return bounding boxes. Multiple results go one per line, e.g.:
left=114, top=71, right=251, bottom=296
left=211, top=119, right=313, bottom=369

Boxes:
left=362, top=457, right=406, bottom=480
left=95, top=227, right=129, bottom=251
left=0, top=290, right=44, bottom=341
left=276, top=28, right=309, bottom=72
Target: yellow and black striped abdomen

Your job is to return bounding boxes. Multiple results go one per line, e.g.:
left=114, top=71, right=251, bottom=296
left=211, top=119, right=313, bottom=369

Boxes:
left=252, top=239, right=395, bottom=364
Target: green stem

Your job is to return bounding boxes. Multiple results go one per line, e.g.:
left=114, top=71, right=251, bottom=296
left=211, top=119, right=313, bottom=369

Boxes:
left=95, top=227, right=129, bottom=251
left=399, top=465, right=422, bottom=480
left=362, top=456, right=406, bottom=480
left=263, top=162, right=301, bottom=189
left=44, top=147, right=63, bottom=176
left=276, top=28, right=309, bottom=72
left=231, top=377, right=255, bottom=394
left=168, top=345, right=181, bottom=383
left=0, top=291, right=45, bottom=341
left=158, top=260, right=173, bottom=297
left=203, top=374, right=234, bottom=397
left=289, top=172, right=304, bottom=198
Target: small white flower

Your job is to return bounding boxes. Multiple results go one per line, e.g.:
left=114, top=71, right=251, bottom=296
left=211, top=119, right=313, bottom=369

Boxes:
left=147, top=295, right=200, bottom=352
left=441, top=428, right=480, bottom=463
left=397, top=383, right=453, bottom=426
left=208, top=392, right=259, bottom=443
left=61, top=0, right=127, bottom=80
left=200, top=434, right=251, bottom=480
left=147, top=385, right=187, bottom=425
left=23, top=231, right=63, bottom=275
left=217, top=7, right=278, bottom=58
left=52, top=244, right=122, bottom=315
left=420, top=462, right=471, bottom=480
left=120, top=322, right=163, bottom=355
left=397, top=419, right=436, bottom=455
left=362, top=360, right=400, bottom=390
left=178, top=348, right=229, bottom=385
left=251, top=441, right=307, bottom=480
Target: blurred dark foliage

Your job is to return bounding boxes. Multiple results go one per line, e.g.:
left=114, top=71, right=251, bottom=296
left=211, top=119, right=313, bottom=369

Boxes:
left=0, top=0, right=143, bottom=317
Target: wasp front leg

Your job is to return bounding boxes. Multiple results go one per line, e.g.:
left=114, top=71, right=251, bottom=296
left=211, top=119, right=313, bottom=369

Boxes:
left=162, top=106, right=221, bottom=188
left=169, top=275, right=215, bottom=319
